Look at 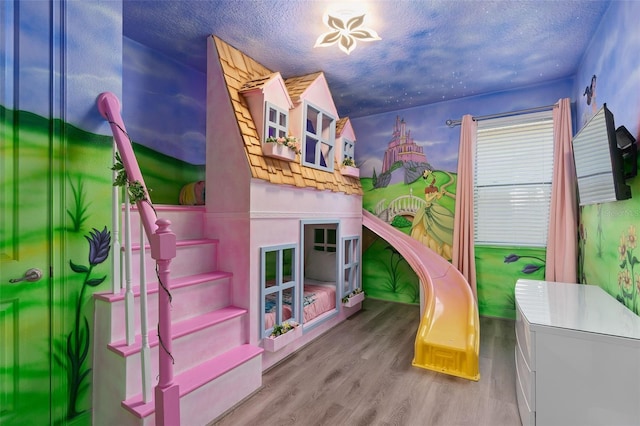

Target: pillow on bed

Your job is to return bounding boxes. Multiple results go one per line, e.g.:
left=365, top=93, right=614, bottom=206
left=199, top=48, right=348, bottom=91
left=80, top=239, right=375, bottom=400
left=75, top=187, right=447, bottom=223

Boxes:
left=305, top=250, right=336, bottom=282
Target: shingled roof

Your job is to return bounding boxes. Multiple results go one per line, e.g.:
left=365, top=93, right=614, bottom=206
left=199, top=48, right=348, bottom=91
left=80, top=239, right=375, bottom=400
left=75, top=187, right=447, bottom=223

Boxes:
left=212, top=36, right=362, bottom=196
left=336, top=117, right=349, bottom=136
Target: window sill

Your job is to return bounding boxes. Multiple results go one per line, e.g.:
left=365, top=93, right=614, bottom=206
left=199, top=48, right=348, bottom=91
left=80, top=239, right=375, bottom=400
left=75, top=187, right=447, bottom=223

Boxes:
left=263, top=143, right=297, bottom=162
left=263, top=326, right=302, bottom=352
left=340, top=165, right=360, bottom=178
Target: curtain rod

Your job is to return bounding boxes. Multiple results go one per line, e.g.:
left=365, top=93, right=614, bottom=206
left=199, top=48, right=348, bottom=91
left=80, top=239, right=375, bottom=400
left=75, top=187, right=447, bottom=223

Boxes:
left=445, top=103, right=558, bottom=128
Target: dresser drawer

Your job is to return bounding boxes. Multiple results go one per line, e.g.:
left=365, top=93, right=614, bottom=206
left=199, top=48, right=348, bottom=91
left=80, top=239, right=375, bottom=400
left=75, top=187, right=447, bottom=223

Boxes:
left=516, top=368, right=535, bottom=426
left=515, top=344, right=535, bottom=409
left=515, top=305, right=535, bottom=369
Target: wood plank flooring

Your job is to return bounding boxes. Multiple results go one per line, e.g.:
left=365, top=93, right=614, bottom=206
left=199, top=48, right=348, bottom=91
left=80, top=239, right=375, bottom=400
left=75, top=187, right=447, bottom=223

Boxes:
left=211, top=298, right=521, bottom=426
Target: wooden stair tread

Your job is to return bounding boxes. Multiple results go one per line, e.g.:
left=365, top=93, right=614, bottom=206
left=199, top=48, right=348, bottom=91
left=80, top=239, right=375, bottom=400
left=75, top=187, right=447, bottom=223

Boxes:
left=94, top=271, right=232, bottom=303
left=122, top=344, right=264, bottom=418
left=108, top=306, right=246, bottom=357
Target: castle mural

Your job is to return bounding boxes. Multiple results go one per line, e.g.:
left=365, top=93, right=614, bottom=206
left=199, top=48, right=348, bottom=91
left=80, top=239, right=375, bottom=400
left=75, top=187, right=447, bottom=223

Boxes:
left=381, top=117, right=427, bottom=173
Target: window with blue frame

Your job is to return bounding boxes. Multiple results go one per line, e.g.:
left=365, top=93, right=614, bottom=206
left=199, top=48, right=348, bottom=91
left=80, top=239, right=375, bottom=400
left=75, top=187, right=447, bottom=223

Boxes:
left=343, top=138, right=355, bottom=164
left=303, top=102, right=335, bottom=171
left=264, top=101, right=288, bottom=140
left=341, top=236, right=360, bottom=297
left=261, top=244, right=297, bottom=338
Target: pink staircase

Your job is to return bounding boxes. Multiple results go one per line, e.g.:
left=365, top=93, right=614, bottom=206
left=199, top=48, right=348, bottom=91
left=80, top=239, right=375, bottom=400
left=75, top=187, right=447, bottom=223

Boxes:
left=93, top=92, right=262, bottom=425
left=93, top=205, right=263, bottom=426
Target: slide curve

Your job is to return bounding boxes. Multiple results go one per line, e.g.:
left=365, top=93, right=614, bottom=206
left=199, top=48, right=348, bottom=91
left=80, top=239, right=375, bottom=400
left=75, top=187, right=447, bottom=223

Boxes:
left=362, top=210, right=480, bottom=381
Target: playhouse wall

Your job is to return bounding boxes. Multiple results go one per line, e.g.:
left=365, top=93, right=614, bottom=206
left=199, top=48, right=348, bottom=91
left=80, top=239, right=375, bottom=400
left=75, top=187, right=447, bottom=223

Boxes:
left=247, top=180, right=362, bottom=345
left=206, top=36, right=252, bottom=216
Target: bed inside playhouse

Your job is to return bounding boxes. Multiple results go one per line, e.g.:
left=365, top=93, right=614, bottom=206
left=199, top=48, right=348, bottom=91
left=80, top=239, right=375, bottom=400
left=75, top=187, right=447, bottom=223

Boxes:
left=261, top=222, right=341, bottom=337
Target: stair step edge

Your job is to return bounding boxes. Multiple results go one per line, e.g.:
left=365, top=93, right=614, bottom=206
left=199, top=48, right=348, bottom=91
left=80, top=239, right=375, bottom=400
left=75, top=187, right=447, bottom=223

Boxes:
left=94, top=271, right=232, bottom=303
left=108, top=306, right=247, bottom=357
left=121, top=344, right=264, bottom=419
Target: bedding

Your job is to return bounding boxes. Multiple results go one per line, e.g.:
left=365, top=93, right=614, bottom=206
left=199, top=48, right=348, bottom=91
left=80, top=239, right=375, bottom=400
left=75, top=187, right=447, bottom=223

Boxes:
left=264, top=280, right=336, bottom=330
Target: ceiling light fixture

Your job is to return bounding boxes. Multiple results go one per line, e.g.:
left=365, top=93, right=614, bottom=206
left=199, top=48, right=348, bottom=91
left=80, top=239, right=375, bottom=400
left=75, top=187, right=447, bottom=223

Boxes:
left=314, top=11, right=380, bottom=55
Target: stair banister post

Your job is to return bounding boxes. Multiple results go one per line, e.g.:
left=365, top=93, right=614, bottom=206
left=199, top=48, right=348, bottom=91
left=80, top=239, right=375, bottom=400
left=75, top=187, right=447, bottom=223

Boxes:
left=150, top=218, right=179, bottom=426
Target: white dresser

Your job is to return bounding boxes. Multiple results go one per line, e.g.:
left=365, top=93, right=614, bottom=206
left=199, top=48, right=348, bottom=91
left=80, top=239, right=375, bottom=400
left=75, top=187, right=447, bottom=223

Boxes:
left=515, top=279, right=640, bottom=426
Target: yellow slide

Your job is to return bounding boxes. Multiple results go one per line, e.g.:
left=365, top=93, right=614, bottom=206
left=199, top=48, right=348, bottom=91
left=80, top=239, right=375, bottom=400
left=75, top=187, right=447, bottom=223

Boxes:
left=362, top=210, right=480, bottom=381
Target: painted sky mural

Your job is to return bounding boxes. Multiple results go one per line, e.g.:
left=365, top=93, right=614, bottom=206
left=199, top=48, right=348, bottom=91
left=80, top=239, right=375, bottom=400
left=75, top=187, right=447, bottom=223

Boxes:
left=0, top=2, right=121, bottom=134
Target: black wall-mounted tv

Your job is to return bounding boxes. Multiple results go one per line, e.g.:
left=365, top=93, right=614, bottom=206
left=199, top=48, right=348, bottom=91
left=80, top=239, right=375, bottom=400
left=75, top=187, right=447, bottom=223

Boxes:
left=572, top=104, right=636, bottom=206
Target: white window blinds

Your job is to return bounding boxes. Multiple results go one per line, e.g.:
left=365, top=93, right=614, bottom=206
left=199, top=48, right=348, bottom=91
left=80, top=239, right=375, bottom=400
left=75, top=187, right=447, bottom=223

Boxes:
left=474, top=110, right=554, bottom=247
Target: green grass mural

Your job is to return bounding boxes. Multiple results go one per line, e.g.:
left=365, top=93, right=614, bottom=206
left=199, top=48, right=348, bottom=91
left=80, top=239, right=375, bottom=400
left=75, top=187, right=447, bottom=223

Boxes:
left=361, top=171, right=456, bottom=306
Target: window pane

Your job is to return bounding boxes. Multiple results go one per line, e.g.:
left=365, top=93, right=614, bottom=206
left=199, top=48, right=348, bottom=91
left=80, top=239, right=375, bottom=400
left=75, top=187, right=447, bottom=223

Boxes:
left=279, top=111, right=287, bottom=127
left=264, top=250, right=278, bottom=287
left=314, top=229, right=324, bottom=244
left=283, top=247, right=294, bottom=282
left=283, top=287, right=295, bottom=322
left=321, top=114, right=332, bottom=139
left=327, top=229, right=336, bottom=245
left=320, top=142, right=332, bottom=167
left=268, top=107, right=277, bottom=123
left=307, top=107, right=319, bottom=133
left=343, top=267, right=351, bottom=294
left=305, top=137, right=318, bottom=163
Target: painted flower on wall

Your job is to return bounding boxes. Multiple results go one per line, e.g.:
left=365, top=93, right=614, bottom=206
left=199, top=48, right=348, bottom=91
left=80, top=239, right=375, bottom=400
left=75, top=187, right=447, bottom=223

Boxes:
left=504, top=253, right=546, bottom=275
left=617, top=225, right=639, bottom=313
left=56, top=226, right=111, bottom=420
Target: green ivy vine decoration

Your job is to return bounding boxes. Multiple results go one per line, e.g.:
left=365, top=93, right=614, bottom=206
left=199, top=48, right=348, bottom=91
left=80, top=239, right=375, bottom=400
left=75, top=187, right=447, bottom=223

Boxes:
left=111, top=152, right=153, bottom=206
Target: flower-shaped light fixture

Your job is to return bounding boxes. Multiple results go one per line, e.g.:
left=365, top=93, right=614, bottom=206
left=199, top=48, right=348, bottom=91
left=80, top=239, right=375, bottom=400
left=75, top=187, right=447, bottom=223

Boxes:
left=314, top=12, right=380, bottom=55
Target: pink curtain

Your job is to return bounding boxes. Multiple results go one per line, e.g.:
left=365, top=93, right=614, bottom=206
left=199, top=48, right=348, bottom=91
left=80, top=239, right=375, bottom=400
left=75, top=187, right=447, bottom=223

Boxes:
left=545, top=98, right=578, bottom=282
left=453, top=115, right=477, bottom=298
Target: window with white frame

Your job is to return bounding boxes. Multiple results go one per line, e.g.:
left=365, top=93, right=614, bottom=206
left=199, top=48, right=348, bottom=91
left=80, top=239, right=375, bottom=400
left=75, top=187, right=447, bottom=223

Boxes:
left=343, top=138, right=355, bottom=163
left=303, top=102, right=335, bottom=171
left=341, top=236, right=360, bottom=297
left=474, top=110, right=554, bottom=247
left=264, top=102, right=288, bottom=140
left=260, top=245, right=297, bottom=338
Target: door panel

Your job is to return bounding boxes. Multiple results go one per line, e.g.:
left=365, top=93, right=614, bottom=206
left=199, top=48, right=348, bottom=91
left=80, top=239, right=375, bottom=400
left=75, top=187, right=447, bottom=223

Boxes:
left=0, top=108, right=52, bottom=426
left=0, top=1, right=52, bottom=423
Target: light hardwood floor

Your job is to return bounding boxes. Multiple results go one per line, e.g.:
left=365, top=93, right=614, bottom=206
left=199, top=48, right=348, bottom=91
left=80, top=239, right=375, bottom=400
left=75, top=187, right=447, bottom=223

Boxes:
left=212, top=298, right=521, bottom=426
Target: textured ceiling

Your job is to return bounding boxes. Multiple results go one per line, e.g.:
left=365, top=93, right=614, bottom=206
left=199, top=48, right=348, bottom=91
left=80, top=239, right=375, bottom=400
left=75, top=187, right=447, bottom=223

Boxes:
left=122, top=0, right=610, bottom=118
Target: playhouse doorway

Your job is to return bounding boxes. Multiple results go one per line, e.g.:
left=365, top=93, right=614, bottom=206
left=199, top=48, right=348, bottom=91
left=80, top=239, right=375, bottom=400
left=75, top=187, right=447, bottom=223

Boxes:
left=300, top=221, right=340, bottom=329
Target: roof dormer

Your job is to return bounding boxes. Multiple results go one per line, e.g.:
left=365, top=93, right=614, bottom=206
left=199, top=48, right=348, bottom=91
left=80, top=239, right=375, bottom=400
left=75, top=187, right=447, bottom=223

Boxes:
left=240, top=72, right=294, bottom=143
left=285, top=72, right=338, bottom=172
left=336, top=117, right=359, bottom=178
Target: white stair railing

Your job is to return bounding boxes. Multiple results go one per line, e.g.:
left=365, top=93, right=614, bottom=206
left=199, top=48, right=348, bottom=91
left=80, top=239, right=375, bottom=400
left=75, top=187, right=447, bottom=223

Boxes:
left=138, top=217, right=153, bottom=403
